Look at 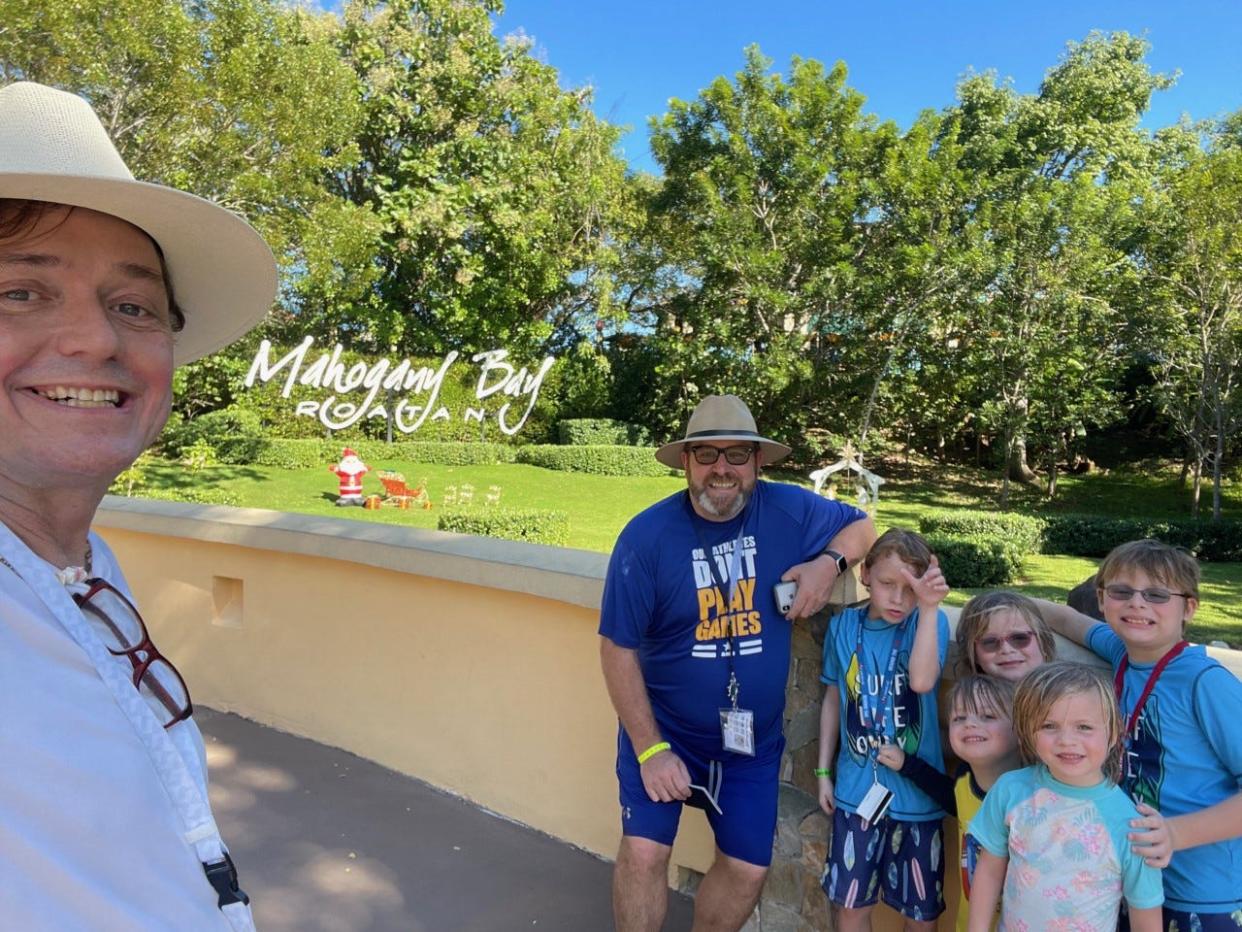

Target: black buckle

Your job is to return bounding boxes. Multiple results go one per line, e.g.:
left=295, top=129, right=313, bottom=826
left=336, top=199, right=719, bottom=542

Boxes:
left=203, top=852, right=250, bottom=908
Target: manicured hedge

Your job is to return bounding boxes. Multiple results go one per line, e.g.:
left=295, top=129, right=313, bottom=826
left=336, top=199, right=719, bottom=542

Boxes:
left=516, top=445, right=673, bottom=477
left=927, top=533, right=1024, bottom=588
left=211, top=437, right=520, bottom=468
left=437, top=508, right=569, bottom=546
left=919, top=511, right=1045, bottom=556
left=557, top=418, right=651, bottom=447
left=139, top=487, right=241, bottom=507
left=1041, top=514, right=1242, bottom=562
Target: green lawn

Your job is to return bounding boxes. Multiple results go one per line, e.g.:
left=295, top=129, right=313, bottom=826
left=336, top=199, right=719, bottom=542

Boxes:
left=131, top=456, right=1242, bottom=646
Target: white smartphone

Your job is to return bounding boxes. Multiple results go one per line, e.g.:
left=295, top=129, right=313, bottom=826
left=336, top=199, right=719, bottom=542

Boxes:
left=773, top=580, right=798, bottom=615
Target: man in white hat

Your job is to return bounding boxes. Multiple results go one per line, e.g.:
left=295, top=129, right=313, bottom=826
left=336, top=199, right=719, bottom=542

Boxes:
left=600, top=394, right=877, bottom=931
left=0, top=81, right=274, bottom=930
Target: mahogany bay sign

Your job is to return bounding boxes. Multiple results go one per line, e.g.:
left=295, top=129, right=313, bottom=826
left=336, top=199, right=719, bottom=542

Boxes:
left=243, top=336, right=556, bottom=435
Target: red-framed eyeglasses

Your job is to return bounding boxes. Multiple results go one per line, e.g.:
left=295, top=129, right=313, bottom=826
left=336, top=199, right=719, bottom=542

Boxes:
left=72, top=578, right=193, bottom=728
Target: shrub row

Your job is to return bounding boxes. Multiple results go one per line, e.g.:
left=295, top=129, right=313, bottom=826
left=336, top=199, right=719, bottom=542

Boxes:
left=204, top=436, right=673, bottom=477
left=557, top=418, right=651, bottom=447
left=919, top=511, right=1045, bottom=557
left=1041, top=514, right=1242, bottom=562
left=437, top=508, right=569, bottom=547
left=926, top=533, right=1025, bottom=588
left=514, top=445, right=672, bottom=477
left=211, top=437, right=521, bottom=469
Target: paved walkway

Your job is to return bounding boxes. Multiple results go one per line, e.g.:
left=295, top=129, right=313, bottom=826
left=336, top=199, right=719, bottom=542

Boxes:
left=199, top=708, right=695, bottom=931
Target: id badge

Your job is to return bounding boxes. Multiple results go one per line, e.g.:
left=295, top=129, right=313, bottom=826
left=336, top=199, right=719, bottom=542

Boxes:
left=856, top=780, right=894, bottom=827
left=720, top=707, right=755, bottom=756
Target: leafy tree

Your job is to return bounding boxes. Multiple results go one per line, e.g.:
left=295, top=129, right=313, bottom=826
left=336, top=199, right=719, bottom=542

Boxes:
left=635, top=46, right=889, bottom=450
left=327, top=0, right=630, bottom=357
left=937, top=33, right=1167, bottom=504
left=0, top=0, right=368, bottom=307
left=1140, top=131, right=1242, bottom=518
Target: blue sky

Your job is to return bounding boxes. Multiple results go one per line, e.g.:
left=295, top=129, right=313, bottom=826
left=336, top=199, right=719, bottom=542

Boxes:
left=490, top=1, right=1242, bottom=173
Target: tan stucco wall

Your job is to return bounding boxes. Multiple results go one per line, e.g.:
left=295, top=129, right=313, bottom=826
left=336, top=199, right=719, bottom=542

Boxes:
left=93, top=497, right=717, bottom=873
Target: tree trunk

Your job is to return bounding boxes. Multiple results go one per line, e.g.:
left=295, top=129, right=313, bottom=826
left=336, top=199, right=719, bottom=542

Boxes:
left=1000, top=428, right=1012, bottom=511
left=1212, top=429, right=1224, bottom=521
left=1191, top=459, right=1202, bottom=517
left=1007, top=433, right=1039, bottom=484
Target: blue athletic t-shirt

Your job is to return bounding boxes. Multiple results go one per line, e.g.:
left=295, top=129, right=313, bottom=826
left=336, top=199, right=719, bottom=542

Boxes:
left=1086, top=624, right=1242, bottom=913
left=599, top=481, right=864, bottom=759
left=821, top=604, right=951, bottom=820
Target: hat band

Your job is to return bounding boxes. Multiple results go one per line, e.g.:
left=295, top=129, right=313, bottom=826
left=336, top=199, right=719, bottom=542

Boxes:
left=685, top=429, right=763, bottom=441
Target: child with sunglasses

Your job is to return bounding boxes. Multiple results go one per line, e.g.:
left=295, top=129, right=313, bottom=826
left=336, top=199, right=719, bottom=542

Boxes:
left=1038, top=540, right=1242, bottom=930
left=967, top=662, right=1164, bottom=931
left=954, top=590, right=1056, bottom=683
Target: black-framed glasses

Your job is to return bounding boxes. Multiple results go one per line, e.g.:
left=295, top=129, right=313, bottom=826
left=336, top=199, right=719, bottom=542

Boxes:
left=975, top=631, right=1035, bottom=654
left=72, top=578, right=193, bottom=728
left=689, top=444, right=756, bottom=466
left=1102, top=584, right=1192, bottom=606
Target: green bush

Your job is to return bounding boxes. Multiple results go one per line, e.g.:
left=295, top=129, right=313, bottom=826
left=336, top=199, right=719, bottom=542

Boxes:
left=1041, top=514, right=1242, bottom=562
left=160, top=405, right=263, bottom=457
left=919, top=511, right=1045, bottom=556
left=516, top=445, right=673, bottom=477
left=927, top=533, right=1024, bottom=588
left=557, top=418, right=651, bottom=447
left=349, top=441, right=519, bottom=466
left=437, top=508, right=569, bottom=546
left=210, top=438, right=522, bottom=469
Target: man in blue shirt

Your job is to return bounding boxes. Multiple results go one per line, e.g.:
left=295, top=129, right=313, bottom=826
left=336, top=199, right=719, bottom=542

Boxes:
left=600, top=395, right=876, bottom=931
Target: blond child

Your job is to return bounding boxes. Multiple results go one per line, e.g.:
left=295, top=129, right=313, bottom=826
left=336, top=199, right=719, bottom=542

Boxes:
left=1038, top=540, right=1242, bottom=929
left=954, top=590, right=1056, bottom=682
left=968, top=662, right=1164, bottom=931
left=818, top=529, right=951, bottom=930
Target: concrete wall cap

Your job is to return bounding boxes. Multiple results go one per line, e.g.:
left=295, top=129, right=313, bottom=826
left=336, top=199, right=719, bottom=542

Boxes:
left=96, top=496, right=609, bottom=609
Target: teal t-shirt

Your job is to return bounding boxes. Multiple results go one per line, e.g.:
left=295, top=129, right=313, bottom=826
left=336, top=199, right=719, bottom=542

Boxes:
left=970, top=765, right=1163, bottom=927
left=821, top=604, right=950, bottom=820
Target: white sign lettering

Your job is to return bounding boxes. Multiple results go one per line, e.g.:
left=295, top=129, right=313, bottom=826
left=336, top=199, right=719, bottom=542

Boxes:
left=244, top=337, right=556, bottom=435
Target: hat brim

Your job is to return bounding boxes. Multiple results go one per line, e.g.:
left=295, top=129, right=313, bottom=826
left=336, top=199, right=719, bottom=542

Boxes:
left=655, top=435, right=792, bottom=469
left=1, top=173, right=276, bottom=365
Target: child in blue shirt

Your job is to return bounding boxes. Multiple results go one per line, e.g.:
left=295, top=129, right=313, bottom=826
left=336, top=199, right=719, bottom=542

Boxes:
left=818, top=528, right=951, bottom=929
left=1040, top=540, right=1242, bottom=930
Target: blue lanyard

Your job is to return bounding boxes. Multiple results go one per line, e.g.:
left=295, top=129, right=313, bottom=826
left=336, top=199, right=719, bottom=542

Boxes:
left=856, top=615, right=907, bottom=739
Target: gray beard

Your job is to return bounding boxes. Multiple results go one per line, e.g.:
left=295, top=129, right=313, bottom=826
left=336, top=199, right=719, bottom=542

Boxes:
left=696, top=487, right=748, bottom=520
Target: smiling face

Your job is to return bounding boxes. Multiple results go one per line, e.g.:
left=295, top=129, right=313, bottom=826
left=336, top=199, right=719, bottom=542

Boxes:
left=0, top=206, right=175, bottom=493
left=1098, top=568, right=1198, bottom=664
left=1032, top=690, right=1112, bottom=787
left=861, top=553, right=919, bottom=624
left=682, top=441, right=760, bottom=521
left=972, top=609, right=1046, bottom=682
left=948, top=694, right=1019, bottom=769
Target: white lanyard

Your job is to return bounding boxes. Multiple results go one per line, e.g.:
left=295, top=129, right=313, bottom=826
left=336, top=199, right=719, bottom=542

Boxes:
left=0, top=522, right=255, bottom=931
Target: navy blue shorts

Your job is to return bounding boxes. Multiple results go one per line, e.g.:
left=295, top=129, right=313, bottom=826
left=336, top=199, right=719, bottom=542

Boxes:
left=616, top=730, right=781, bottom=867
left=822, top=808, right=945, bottom=921
left=1122, top=907, right=1242, bottom=932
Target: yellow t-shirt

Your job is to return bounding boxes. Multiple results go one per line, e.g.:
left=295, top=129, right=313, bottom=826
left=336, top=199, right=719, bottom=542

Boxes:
left=954, top=770, right=998, bottom=932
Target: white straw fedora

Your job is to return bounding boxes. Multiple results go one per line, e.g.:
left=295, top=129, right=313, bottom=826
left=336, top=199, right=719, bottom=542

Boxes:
left=0, top=81, right=277, bottom=365
left=655, top=395, right=792, bottom=469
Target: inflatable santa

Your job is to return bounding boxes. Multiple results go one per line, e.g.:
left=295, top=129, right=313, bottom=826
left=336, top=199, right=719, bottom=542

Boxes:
left=329, top=448, right=369, bottom=506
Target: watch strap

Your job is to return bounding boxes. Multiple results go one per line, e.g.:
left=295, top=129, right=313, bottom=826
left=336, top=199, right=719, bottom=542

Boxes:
left=823, top=548, right=849, bottom=575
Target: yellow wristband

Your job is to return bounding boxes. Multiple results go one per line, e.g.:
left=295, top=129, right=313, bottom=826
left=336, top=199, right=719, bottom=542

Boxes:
left=637, top=741, right=671, bottom=764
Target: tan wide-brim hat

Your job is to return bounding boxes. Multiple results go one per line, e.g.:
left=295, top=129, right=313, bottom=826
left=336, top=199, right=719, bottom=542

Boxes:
left=655, top=394, right=793, bottom=469
left=0, top=81, right=277, bottom=365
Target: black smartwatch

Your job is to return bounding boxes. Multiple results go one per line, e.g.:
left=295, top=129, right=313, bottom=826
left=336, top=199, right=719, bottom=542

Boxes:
left=822, top=548, right=849, bottom=575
